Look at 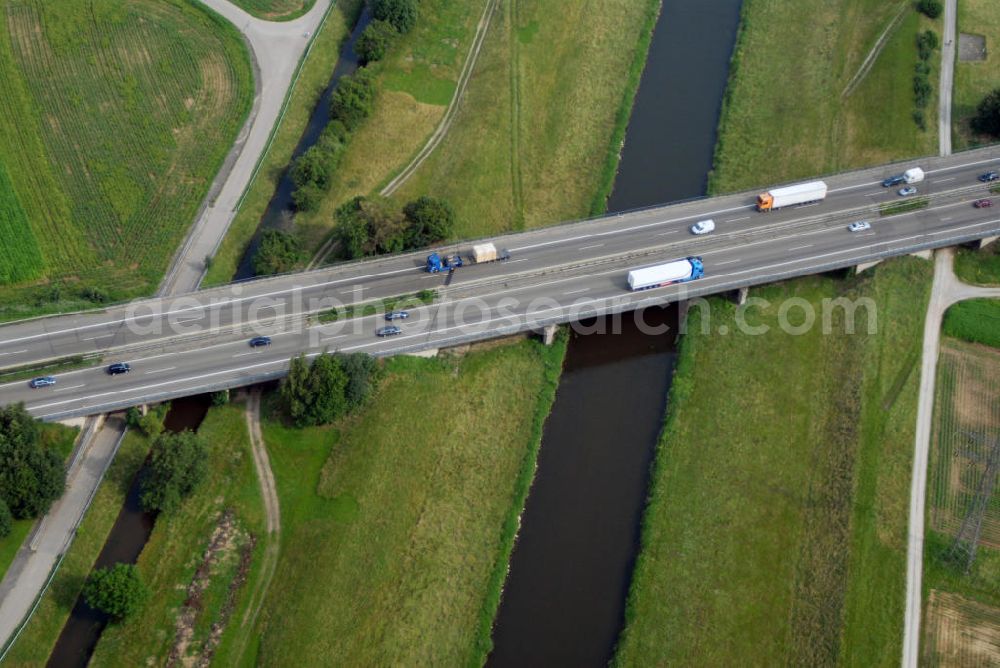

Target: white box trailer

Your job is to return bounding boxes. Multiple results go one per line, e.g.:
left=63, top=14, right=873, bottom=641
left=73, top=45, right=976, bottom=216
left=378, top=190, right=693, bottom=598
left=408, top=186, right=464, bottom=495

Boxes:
left=471, top=243, right=498, bottom=263
left=903, top=167, right=925, bottom=184
left=756, top=180, right=828, bottom=212
left=627, top=257, right=704, bottom=291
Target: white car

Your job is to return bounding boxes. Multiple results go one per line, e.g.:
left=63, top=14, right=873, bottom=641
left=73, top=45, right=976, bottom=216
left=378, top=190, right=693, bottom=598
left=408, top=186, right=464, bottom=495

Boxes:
left=898, top=186, right=918, bottom=197
left=690, top=219, right=715, bottom=235
left=848, top=220, right=871, bottom=232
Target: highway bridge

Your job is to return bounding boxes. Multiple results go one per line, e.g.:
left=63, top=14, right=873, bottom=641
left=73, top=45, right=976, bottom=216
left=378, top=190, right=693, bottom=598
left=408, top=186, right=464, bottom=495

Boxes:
left=2, top=146, right=999, bottom=420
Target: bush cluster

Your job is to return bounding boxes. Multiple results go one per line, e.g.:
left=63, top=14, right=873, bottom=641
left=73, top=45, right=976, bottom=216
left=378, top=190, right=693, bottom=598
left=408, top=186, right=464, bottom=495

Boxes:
left=373, top=0, right=418, bottom=34
left=139, top=430, right=208, bottom=514
left=253, top=229, right=304, bottom=276
left=281, top=352, right=382, bottom=427
left=912, top=30, right=938, bottom=129
left=83, top=563, right=148, bottom=621
left=917, top=0, right=943, bottom=19
left=0, top=404, right=64, bottom=525
left=356, top=20, right=398, bottom=64
left=337, top=195, right=456, bottom=259
left=972, top=88, right=1000, bottom=137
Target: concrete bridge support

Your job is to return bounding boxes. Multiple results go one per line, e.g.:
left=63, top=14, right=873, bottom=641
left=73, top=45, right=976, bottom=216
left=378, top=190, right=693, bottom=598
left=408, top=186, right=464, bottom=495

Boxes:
left=538, top=324, right=558, bottom=346
left=978, top=235, right=998, bottom=249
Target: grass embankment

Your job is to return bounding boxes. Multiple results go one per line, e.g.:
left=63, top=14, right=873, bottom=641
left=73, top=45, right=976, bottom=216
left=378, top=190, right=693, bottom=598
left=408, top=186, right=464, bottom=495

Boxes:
left=615, top=257, right=933, bottom=666
left=0, top=423, right=79, bottom=583
left=203, top=0, right=364, bottom=287
left=953, top=0, right=1000, bottom=149
left=392, top=0, right=661, bottom=236
left=0, top=0, right=252, bottom=319
left=246, top=339, right=565, bottom=665
left=709, top=0, right=939, bottom=193
left=880, top=196, right=930, bottom=217
left=3, top=430, right=149, bottom=667
left=89, top=404, right=266, bottom=667
left=922, top=338, right=1000, bottom=665
left=291, top=0, right=487, bottom=252
left=942, top=298, right=1000, bottom=348
left=230, top=0, right=315, bottom=21
left=954, top=243, right=1000, bottom=286
left=316, top=289, right=435, bottom=323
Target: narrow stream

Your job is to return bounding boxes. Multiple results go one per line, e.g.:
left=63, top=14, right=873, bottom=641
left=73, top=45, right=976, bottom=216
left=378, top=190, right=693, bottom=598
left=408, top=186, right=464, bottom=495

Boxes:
left=487, top=0, right=744, bottom=665
left=46, top=396, right=211, bottom=668
left=232, top=9, right=372, bottom=281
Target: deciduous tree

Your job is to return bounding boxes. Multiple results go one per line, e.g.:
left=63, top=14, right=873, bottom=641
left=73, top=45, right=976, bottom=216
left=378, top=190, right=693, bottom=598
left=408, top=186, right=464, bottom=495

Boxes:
left=0, top=404, right=64, bottom=519
left=139, top=431, right=208, bottom=513
left=83, top=564, right=148, bottom=620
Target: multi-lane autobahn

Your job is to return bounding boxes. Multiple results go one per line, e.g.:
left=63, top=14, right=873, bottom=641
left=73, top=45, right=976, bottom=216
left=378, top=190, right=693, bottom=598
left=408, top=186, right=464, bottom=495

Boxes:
left=2, top=147, right=999, bottom=420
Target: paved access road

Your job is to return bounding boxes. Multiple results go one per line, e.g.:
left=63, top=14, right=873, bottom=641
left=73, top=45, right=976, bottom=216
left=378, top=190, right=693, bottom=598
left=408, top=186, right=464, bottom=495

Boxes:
left=1, top=148, right=999, bottom=419
left=159, top=0, right=333, bottom=296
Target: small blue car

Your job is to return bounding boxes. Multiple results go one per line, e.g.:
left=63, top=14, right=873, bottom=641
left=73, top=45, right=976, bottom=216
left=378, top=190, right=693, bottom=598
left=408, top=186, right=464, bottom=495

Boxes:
left=29, top=376, right=56, bottom=389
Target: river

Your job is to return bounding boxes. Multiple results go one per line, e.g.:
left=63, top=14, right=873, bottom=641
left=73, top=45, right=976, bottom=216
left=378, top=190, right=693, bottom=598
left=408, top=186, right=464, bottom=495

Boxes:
left=232, top=8, right=372, bottom=281
left=487, top=0, right=744, bottom=665
left=46, top=396, right=211, bottom=668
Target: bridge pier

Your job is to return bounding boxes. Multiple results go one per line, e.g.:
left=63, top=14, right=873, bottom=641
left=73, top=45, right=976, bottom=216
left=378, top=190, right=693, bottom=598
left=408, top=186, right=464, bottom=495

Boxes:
left=978, top=235, right=998, bottom=249
left=855, top=258, right=882, bottom=273
left=910, top=249, right=933, bottom=260
left=536, top=324, right=558, bottom=346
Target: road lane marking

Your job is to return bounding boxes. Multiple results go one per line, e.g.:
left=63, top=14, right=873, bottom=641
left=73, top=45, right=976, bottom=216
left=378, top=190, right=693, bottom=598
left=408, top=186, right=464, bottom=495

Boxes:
left=937, top=177, right=955, bottom=182
left=54, top=384, right=86, bottom=392
left=727, top=216, right=750, bottom=222
left=81, top=334, right=113, bottom=341
left=0, top=349, right=27, bottom=356
left=578, top=244, right=604, bottom=251
left=232, top=351, right=258, bottom=358
left=143, top=367, right=176, bottom=375
left=714, top=259, right=741, bottom=266
left=786, top=244, right=814, bottom=251
left=564, top=288, right=589, bottom=295
left=657, top=231, right=679, bottom=236
left=941, top=217, right=952, bottom=221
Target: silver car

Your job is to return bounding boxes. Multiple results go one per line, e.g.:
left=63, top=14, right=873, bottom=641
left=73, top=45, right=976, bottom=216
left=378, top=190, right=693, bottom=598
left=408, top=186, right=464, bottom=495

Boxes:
left=848, top=220, right=871, bottom=232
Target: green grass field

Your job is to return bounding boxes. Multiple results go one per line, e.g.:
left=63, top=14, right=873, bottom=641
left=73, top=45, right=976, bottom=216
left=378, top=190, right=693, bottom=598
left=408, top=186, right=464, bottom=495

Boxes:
left=89, top=403, right=265, bottom=667
left=247, top=339, right=565, bottom=665
left=954, top=243, right=1000, bottom=286
left=202, top=0, right=363, bottom=287
left=391, top=0, right=661, bottom=237
left=710, top=0, right=939, bottom=193
left=0, top=0, right=252, bottom=318
left=942, top=298, right=1000, bottom=348
left=922, top=338, right=1000, bottom=665
left=953, top=0, right=1000, bottom=149
left=0, top=423, right=79, bottom=584
left=615, top=257, right=933, bottom=666
left=230, top=0, right=315, bottom=21
left=3, top=429, right=149, bottom=667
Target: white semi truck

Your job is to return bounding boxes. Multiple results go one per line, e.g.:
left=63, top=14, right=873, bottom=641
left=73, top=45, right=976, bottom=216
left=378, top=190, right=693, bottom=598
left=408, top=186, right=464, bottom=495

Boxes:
left=627, top=257, right=704, bottom=291
left=756, top=180, right=828, bottom=212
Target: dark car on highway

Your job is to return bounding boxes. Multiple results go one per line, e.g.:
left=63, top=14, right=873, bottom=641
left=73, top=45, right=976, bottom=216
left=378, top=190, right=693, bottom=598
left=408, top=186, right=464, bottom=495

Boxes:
left=974, top=198, right=993, bottom=208
left=978, top=171, right=999, bottom=182
left=249, top=336, right=272, bottom=347
left=376, top=325, right=402, bottom=337
left=29, top=376, right=56, bottom=389
left=107, top=362, right=131, bottom=375
left=882, top=175, right=905, bottom=187
left=384, top=311, right=409, bottom=321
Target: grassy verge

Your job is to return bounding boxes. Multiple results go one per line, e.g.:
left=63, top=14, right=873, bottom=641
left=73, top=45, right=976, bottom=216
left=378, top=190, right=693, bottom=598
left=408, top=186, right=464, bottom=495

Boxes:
left=709, top=0, right=939, bottom=194
left=248, top=338, right=565, bottom=665
left=202, top=0, right=364, bottom=287
left=953, top=0, right=1000, bottom=149
left=89, top=403, right=265, bottom=667
left=0, top=423, right=79, bottom=583
left=2, top=430, right=150, bottom=667
left=0, top=355, right=101, bottom=384
left=292, top=0, right=486, bottom=252
left=880, top=196, right=930, bottom=216
left=615, top=257, right=933, bottom=665
left=392, top=0, right=662, bottom=237
left=954, top=243, right=1000, bottom=286
left=942, top=298, right=1000, bottom=348
left=316, top=289, right=436, bottom=323
left=229, top=0, right=315, bottom=21
left=0, top=0, right=252, bottom=319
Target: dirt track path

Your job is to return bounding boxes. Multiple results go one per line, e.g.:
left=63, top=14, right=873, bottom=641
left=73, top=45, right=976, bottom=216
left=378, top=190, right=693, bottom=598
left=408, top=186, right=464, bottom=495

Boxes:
left=232, top=388, right=281, bottom=663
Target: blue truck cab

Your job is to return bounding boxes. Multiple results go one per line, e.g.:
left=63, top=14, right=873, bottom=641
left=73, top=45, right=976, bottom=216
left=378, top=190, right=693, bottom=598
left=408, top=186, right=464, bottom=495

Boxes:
left=426, top=253, right=464, bottom=273
left=686, top=256, right=704, bottom=281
